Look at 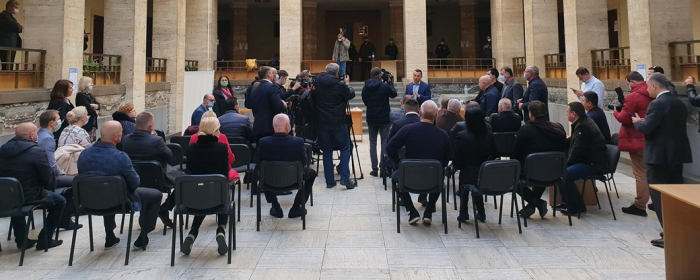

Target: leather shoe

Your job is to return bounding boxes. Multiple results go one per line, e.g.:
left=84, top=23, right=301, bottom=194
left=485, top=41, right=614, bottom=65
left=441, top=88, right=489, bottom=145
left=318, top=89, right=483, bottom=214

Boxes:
left=326, top=183, right=336, bottom=188
left=36, top=239, right=63, bottom=250
left=288, top=207, right=307, bottom=218
left=622, top=204, right=647, bottom=217
left=340, top=180, right=355, bottom=189
left=16, top=239, right=37, bottom=250
left=278, top=191, right=293, bottom=196
left=648, top=203, right=655, bottom=211
left=457, top=214, right=470, bottom=223
left=536, top=200, right=549, bottom=218
left=270, top=206, right=284, bottom=218
left=651, top=237, right=664, bottom=248
left=159, top=211, right=174, bottom=229
left=369, top=170, right=379, bottom=177
left=61, top=221, right=84, bottom=231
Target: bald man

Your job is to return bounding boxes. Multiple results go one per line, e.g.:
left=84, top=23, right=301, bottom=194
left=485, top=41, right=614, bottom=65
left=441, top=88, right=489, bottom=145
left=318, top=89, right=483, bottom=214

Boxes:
left=0, top=122, right=65, bottom=250
left=386, top=101, right=450, bottom=225
left=478, top=75, right=500, bottom=116
left=78, top=121, right=163, bottom=250
left=191, top=94, right=215, bottom=126
left=256, top=114, right=317, bottom=218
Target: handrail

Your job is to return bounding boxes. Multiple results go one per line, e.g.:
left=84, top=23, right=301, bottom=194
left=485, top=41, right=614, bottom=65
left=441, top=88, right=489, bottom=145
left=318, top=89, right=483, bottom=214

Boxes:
left=83, top=53, right=121, bottom=85
left=544, top=53, right=566, bottom=79
left=669, top=40, right=700, bottom=81
left=591, top=47, right=630, bottom=80
left=215, top=60, right=270, bottom=72
left=146, top=57, right=167, bottom=83
left=185, top=60, right=198, bottom=71
left=0, top=47, right=46, bottom=90
left=426, top=58, right=496, bottom=70
left=512, top=57, right=526, bottom=78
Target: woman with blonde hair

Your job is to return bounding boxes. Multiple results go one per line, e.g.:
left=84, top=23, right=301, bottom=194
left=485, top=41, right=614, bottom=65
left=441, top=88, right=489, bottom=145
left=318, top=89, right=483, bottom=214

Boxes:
left=58, top=106, right=91, bottom=148
left=75, top=76, right=100, bottom=140
left=181, top=116, right=232, bottom=256
left=189, top=111, right=238, bottom=181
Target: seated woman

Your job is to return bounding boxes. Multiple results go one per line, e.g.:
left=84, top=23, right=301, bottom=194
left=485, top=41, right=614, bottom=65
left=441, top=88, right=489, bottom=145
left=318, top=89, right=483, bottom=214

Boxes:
left=452, top=108, right=495, bottom=223
left=189, top=111, right=239, bottom=181
left=181, top=116, right=231, bottom=256
left=112, top=103, right=137, bottom=136
left=58, top=106, right=92, bottom=148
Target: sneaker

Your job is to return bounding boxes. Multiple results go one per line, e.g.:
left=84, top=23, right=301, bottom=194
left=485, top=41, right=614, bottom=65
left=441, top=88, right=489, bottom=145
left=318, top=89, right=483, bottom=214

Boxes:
left=104, top=236, right=120, bottom=250
left=16, top=239, right=37, bottom=250
left=216, top=232, right=228, bottom=256
left=288, top=206, right=307, bottom=219
left=408, top=212, right=420, bottom=225
left=340, top=180, right=355, bottom=189
left=553, top=203, right=568, bottom=211
left=622, top=204, right=648, bottom=217
left=369, top=170, right=379, bottom=177
left=181, top=234, right=195, bottom=255
left=270, top=205, right=284, bottom=218
left=133, top=235, right=148, bottom=250
left=422, top=210, right=433, bottom=225
left=36, top=239, right=63, bottom=251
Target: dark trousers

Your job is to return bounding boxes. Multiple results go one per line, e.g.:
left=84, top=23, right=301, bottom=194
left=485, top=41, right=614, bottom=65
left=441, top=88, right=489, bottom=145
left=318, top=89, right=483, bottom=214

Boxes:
left=11, top=192, right=66, bottom=245
left=188, top=214, right=228, bottom=238
left=318, top=124, right=352, bottom=184
left=347, top=61, right=355, bottom=80
left=0, top=50, right=16, bottom=70
left=103, top=187, right=162, bottom=238
left=392, top=171, right=440, bottom=215
left=517, top=186, right=546, bottom=208
left=265, top=169, right=317, bottom=207
left=360, top=61, right=371, bottom=81
left=368, top=124, right=389, bottom=172
left=55, top=175, right=75, bottom=227
left=561, top=163, right=596, bottom=213
left=647, top=163, right=684, bottom=226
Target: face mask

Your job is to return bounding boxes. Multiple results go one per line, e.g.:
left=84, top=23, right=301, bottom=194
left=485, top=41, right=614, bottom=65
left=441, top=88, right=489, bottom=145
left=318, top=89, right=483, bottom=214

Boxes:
left=281, top=80, right=287, bottom=86
left=628, top=84, right=633, bottom=91
left=55, top=119, right=63, bottom=129
left=13, top=9, right=18, bottom=14
left=498, top=75, right=506, bottom=83
left=523, top=73, right=528, bottom=81
left=86, top=115, right=91, bottom=123
left=207, top=102, right=214, bottom=109
left=487, top=39, right=491, bottom=42
left=389, top=41, right=393, bottom=44
left=441, top=42, right=445, bottom=45
left=220, top=81, right=229, bottom=87
left=275, top=74, right=280, bottom=81
left=88, top=85, right=93, bottom=92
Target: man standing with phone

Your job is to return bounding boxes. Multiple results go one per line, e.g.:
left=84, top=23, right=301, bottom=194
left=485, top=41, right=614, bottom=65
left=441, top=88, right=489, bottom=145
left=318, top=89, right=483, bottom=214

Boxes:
left=571, top=67, right=605, bottom=104
left=332, top=33, right=351, bottom=78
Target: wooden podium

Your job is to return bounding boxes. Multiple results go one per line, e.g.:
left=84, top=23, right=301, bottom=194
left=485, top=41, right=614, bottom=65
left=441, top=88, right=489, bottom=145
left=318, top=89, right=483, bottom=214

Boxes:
left=347, top=109, right=363, bottom=142
left=650, top=184, right=700, bottom=280
left=371, top=60, right=397, bottom=76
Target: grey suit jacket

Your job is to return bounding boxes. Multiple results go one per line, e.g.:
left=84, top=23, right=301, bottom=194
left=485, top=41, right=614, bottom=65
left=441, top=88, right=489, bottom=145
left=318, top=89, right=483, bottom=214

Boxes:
left=634, top=93, right=692, bottom=165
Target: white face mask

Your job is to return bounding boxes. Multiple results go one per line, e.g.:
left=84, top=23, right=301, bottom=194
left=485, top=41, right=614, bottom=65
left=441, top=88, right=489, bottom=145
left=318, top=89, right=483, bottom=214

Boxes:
left=88, top=85, right=93, bottom=92
left=523, top=73, right=529, bottom=81
left=13, top=8, right=18, bottom=14
left=54, top=119, right=63, bottom=129
left=275, top=74, right=280, bottom=81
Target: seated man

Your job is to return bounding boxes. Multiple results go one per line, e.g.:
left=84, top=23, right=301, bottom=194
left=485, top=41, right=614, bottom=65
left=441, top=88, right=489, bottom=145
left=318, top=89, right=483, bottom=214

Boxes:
left=78, top=121, right=163, bottom=250
left=218, top=97, right=254, bottom=145
left=388, top=98, right=420, bottom=140
left=436, top=99, right=464, bottom=134
left=582, top=91, right=612, bottom=144
left=489, top=98, right=522, bottom=133
left=37, top=110, right=82, bottom=230
left=386, top=101, right=450, bottom=225
left=512, top=101, right=566, bottom=218
left=390, top=95, right=413, bottom=125
left=258, top=114, right=317, bottom=218
left=0, top=123, right=65, bottom=250
left=121, top=112, right=175, bottom=229
left=191, top=94, right=215, bottom=126
left=560, top=102, right=609, bottom=215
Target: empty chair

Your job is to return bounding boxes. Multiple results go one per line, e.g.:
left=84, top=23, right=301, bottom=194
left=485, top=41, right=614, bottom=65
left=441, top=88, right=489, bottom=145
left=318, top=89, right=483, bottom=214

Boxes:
left=169, top=136, right=191, bottom=159
left=166, top=143, right=185, bottom=170
left=516, top=152, right=571, bottom=227
left=581, top=144, right=620, bottom=220
left=394, top=159, right=447, bottom=234
left=256, top=161, right=306, bottom=231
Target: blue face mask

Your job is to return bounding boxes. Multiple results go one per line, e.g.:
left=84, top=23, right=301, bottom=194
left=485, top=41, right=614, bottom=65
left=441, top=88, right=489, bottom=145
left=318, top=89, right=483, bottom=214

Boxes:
left=498, top=75, right=506, bottom=83
left=207, top=103, right=214, bottom=109
left=55, top=119, right=63, bottom=129
left=87, top=115, right=91, bottom=123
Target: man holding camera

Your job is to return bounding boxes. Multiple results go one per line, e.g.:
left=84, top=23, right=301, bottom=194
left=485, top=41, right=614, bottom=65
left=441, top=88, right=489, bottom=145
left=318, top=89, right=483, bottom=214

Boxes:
left=363, top=67, right=397, bottom=177
left=313, top=63, right=356, bottom=188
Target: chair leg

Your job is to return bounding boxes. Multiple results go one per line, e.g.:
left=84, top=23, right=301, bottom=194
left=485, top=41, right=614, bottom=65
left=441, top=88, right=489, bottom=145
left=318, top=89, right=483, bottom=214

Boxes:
left=249, top=176, right=254, bottom=208
left=119, top=213, right=125, bottom=234
left=179, top=213, right=184, bottom=247
left=30, top=212, right=35, bottom=230
left=310, top=183, right=314, bottom=207
left=442, top=188, right=447, bottom=234
left=185, top=215, right=189, bottom=229
left=302, top=188, right=306, bottom=230
left=579, top=180, right=587, bottom=220
left=494, top=195, right=498, bottom=209
left=171, top=210, right=177, bottom=267
left=611, top=176, right=619, bottom=198
left=125, top=213, right=134, bottom=266
left=561, top=183, right=572, bottom=226
left=391, top=182, right=396, bottom=213
left=256, top=189, right=261, bottom=232
left=458, top=187, right=464, bottom=229
left=232, top=207, right=236, bottom=251
left=228, top=211, right=233, bottom=265
left=42, top=209, right=48, bottom=252
left=445, top=175, right=450, bottom=203
left=452, top=175, right=457, bottom=210
left=472, top=195, right=480, bottom=238
left=604, top=180, right=617, bottom=220
left=238, top=181, right=242, bottom=222
left=69, top=213, right=79, bottom=266
left=513, top=190, right=522, bottom=234
left=396, top=187, right=401, bottom=234
left=498, top=195, right=504, bottom=225
left=88, top=215, right=94, bottom=251
left=7, top=222, right=11, bottom=241
left=520, top=186, right=528, bottom=228
left=19, top=215, right=31, bottom=266
left=510, top=194, right=515, bottom=218
left=594, top=181, right=602, bottom=210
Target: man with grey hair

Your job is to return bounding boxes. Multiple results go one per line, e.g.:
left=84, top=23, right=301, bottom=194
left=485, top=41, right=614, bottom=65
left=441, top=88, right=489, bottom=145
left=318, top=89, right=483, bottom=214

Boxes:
left=478, top=75, right=500, bottom=116
left=489, top=98, right=521, bottom=133
left=518, top=65, right=548, bottom=120
left=386, top=100, right=450, bottom=225
left=437, top=99, right=464, bottom=134
left=313, top=62, right=356, bottom=188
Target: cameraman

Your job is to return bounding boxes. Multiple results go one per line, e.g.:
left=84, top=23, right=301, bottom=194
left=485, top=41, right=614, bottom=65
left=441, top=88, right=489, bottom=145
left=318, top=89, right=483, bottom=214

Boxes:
left=313, top=63, right=356, bottom=189
left=362, top=67, right=397, bottom=177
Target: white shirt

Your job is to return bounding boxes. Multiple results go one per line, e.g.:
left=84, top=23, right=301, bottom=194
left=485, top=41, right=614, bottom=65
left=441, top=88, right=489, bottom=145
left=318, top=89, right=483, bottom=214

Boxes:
left=405, top=111, right=419, bottom=117
left=656, top=90, right=670, bottom=99
left=581, top=76, right=605, bottom=104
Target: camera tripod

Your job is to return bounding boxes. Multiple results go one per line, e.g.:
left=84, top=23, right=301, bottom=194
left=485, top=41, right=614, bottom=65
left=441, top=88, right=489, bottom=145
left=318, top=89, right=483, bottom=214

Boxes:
left=345, top=101, right=364, bottom=183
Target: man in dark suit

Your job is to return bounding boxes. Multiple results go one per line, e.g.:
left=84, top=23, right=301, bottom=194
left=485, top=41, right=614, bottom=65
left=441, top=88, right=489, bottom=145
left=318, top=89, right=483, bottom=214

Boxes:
left=500, top=66, right=524, bottom=118
left=489, top=98, right=521, bottom=133
left=248, top=66, right=287, bottom=141
left=633, top=73, right=692, bottom=248
left=518, top=66, right=548, bottom=120
left=0, top=1, right=22, bottom=70
left=404, top=69, right=431, bottom=105
left=478, top=75, right=500, bottom=116
left=219, top=97, right=254, bottom=145
left=390, top=95, right=413, bottom=124
left=257, top=114, right=317, bottom=218
left=582, top=91, right=612, bottom=144
left=436, top=99, right=464, bottom=135
left=191, top=94, right=215, bottom=126
left=388, top=99, right=420, bottom=140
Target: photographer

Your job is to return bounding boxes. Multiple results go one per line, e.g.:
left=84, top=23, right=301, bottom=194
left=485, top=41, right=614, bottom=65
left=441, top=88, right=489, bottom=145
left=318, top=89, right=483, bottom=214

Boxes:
left=362, top=67, right=397, bottom=177
left=313, top=63, right=356, bottom=189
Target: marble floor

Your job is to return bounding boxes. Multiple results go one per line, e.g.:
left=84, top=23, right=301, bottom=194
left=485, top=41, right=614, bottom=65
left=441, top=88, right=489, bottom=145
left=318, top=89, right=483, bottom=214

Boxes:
left=0, top=135, right=666, bottom=279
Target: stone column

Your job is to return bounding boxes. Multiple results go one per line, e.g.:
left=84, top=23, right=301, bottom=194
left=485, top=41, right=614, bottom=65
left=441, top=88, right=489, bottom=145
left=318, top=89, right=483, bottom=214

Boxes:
left=186, top=0, right=217, bottom=71
left=280, top=0, right=302, bottom=76
left=232, top=3, right=248, bottom=60
left=104, top=0, right=147, bottom=112
left=628, top=0, right=692, bottom=79
left=524, top=0, right=558, bottom=76
left=460, top=0, right=477, bottom=58
left=23, top=0, right=85, bottom=90
left=389, top=0, right=404, bottom=62
left=491, top=0, right=525, bottom=69
left=563, top=0, right=608, bottom=102
left=302, top=1, right=317, bottom=60
left=403, top=0, right=428, bottom=82
left=153, top=0, right=186, bottom=134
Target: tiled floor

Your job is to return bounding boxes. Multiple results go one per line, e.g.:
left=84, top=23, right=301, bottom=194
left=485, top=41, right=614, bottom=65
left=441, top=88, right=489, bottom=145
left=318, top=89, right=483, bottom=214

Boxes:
left=0, top=135, right=666, bottom=279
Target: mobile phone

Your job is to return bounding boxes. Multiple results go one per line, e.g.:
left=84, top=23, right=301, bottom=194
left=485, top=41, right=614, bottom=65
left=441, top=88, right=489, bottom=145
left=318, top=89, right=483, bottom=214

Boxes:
left=570, top=87, right=576, bottom=91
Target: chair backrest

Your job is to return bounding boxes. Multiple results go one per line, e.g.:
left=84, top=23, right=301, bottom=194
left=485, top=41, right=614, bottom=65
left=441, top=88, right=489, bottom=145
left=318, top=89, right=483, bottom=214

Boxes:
left=606, top=144, right=620, bottom=174
left=166, top=143, right=184, bottom=167
left=398, top=147, right=406, bottom=160
left=0, top=177, right=24, bottom=213
left=611, top=133, right=619, bottom=146
left=258, top=161, right=303, bottom=190
left=227, top=136, right=247, bottom=145
left=303, top=143, right=313, bottom=168
left=175, top=174, right=229, bottom=210
left=492, top=132, right=517, bottom=156
left=524, top=152, right=567, bottom=183
left=477, top=160, right=521, bottom=194
left=398, top=159, right=443, bottom=192
left=169, top=136, right=191, bottom=153
left=230, top=144, right=252, bottom=168
left=72, top=175, right=129, bottom=211
left=132, top=160, right=166, bottom=191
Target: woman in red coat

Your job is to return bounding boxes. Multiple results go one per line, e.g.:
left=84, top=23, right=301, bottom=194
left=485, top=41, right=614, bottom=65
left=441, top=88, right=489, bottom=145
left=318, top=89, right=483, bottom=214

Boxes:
left=613, top=71, right=653, bottom=216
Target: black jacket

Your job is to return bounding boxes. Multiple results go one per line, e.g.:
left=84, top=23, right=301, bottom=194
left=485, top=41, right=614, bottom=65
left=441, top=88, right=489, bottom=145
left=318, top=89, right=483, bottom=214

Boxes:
left=75, top=92, right=100, bottom=132
left=359, top=42, right=376, bottom=61
left=435, top=43, right=451, bottom=58
left=186, top=135, right=230, bottom=178
left=686, top=84, right=700, bottom=107
left=385, top=44, right=398, bottom=60
left=248, top=80, right=285, bottom=135
left=502, top=79, right=524, bottom=117
left=212, top=86, right=234, bottom=117
left=313, top=73, right=356, bottom=126
left=121, top=130, right=173, bottom=167
left=386, top=122, right=451, bottom=167
left=452, top=126, right=495, bottom=185
left=219, top=110, right=254, bottom=143
left=0, top=11, right=21, bottom=48
left=0, top=137, right=56, bottom=202
left=47, top=98, right=75, bottom=139
left=388, top=112, right=420, bottom=140
left=257, top=133, right=307, bottom=166
left=586, top=106, right=611, bottom=144
left=568, top=116, right=609, bottom=174
left=522, top=77, right=548, bottom=119
left=635, top=92, right=692, bottom=165
left=489, top=111, right=522, bottom=133
left=362, top=78, right=397, bottom=125
left=512, top=120, right=567, bottom=164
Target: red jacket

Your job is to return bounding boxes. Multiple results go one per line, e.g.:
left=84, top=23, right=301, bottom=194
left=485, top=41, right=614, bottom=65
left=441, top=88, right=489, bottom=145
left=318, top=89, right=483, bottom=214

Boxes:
left=613, top=83, right=653, bottom=152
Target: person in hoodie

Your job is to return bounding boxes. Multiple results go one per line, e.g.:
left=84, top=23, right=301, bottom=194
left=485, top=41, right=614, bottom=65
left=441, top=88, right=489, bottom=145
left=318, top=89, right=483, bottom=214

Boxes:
left=362, top=67, right=397, bottom=177
left=512, top=101, right=567, bottom=219
left=0, top=122, right=65, bottom=250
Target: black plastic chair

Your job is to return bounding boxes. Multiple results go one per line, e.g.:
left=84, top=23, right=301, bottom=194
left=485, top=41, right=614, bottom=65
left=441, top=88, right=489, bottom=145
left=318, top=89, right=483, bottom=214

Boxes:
left=227, top=136, right=248, bottom=146
left=394, top=159, right=447, bottom=234
left=516, top=152, right=571, bottom=227
left=166, top=143, right=185, bottom=170
left=303, top=143, right=314, bottom=207
left=256, top=161, right=306, bottom=231
left=462, top=160, right=522, bottom=238
left=388, top=147, right=406, bottom=212
left=171, top=174, right=235, bottom=266
left=132, top=160, right=173, bottom=235
left=581, top=144, right=619, bottom=220
left=230, top=144, right=256, bottom=208
left=169, top=136, right=191, bottom=160
left=0, top=177, right=52, bottom=266
left=492, top=132, right=517, bottom=158
left=611, top=133, right=619, bottom=146
left=69, top=175, right=135, bottom=266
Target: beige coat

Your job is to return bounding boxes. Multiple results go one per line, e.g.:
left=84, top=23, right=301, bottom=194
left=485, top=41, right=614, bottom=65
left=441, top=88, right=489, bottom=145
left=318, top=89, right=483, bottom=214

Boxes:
left=55, top=144, right=84, bottom=176
left=331, top=38, right=351, bottom=62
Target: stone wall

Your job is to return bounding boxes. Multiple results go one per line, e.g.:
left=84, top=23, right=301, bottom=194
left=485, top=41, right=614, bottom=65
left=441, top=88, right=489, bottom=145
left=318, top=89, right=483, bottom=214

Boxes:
left=94, top=93, right=126, bottom=117
left=146, top=90, right=170, bottom=109
left=0, top=101, right=49, bottom=136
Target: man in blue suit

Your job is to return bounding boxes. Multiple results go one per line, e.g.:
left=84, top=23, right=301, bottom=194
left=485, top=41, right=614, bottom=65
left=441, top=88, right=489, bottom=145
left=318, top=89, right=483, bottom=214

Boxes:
left=478, top=75, right=500, bottom=116
left=404, top=69, right=431, bottom=105
left=248, top=66, right=287, bottom=141
left=257, top=114, right=317, bottom=218
left=190, top=94, right=215, bottom=126
left=518, top=65, right=549, bottom=120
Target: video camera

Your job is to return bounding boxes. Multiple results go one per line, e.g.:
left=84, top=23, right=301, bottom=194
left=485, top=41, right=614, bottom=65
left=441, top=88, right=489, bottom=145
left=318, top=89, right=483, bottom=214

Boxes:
left=289, top=75, right=316, bottom=90
left=606, top=87, right=625, bottom=112
left=381, top=69, right=394, bottom=84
